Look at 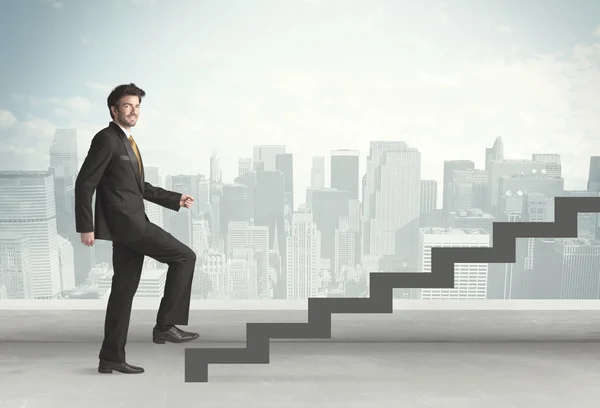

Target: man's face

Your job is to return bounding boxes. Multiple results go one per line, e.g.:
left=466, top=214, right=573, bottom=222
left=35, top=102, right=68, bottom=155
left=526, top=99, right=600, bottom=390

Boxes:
left=112, top=95, right=140, bottom=127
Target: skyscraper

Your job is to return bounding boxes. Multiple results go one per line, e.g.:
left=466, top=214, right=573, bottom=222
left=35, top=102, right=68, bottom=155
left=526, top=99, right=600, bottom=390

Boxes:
left=364, top=145, right=420, bottom=265
left=331, top=149, right=359, bottom=200
left=361, top=141, right=409, bottom=259
left=254, top=170, right=285, bottom=256
left=238, top=158, right=253, bottom=176
left=275, top=152, right=294, bottom=213
left=210, top=153, right=222, bottom=184
left=253, top=145, right=286, bottom=171
left=0, top=232, right=32, bottom=299
left=286, top=206, right=321, bottom=300
left=485, top=136, right=504, bottom=173
left=0, top=171, right=61, bottom=298
left=311, top=157, right=325, bottom=188
left=442, top=160, right=474, bottom=213
left=228, top=220, right=270, bottom=298
left=532, top=153, right=561, bottom=178
left=419, top=180, right=437, bottom=215
left=587, top=156, right=600, bottom=192
left=310, top=188, right=351, bottom=269
left=49, top=129, right=78, bottom=186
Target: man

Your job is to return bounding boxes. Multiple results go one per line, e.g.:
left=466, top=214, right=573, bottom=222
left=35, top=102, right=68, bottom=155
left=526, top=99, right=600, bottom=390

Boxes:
left=74, top=83, right=199, bottom=375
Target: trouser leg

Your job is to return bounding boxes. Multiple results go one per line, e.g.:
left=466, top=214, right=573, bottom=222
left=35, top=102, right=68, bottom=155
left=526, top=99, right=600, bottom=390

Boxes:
left=98, top=242, right=144, bottom=363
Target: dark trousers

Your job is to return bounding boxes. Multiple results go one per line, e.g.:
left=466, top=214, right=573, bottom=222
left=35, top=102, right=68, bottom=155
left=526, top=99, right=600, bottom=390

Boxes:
left=98, top=221, right=196, bottom=363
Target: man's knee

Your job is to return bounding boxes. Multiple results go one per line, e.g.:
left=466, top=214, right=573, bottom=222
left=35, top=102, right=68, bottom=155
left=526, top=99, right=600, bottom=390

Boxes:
left=182, top=246, right=196, bottom=263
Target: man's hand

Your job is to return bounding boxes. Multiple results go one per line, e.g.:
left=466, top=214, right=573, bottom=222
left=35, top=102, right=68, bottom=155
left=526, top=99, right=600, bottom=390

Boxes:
left=180, top=194, right=194, bottom=209
left=81, top=232, right=95, bottom=247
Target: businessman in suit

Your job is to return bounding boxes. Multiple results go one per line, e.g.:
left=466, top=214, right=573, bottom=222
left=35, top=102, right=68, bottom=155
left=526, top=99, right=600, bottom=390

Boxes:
left=75, top=83, right=199, bottom=375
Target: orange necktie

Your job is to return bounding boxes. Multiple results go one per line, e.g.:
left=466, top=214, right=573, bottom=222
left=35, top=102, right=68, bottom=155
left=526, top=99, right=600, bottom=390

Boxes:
left=128, top=135, right=143, bottom=176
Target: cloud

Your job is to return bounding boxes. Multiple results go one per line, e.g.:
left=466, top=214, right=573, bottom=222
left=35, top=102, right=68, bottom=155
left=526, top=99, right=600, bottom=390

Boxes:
left=10, top=94, right=92, bottom=116
left=85, top=82, right=112, bottom=94
left=594, top=25, right=600, bottom=37
left=174, top=49, right=229, bottom=66
left=357, top=6, right=385, bottom=35
left=110, top=0, right=158, bottom=6
left=213, top=35, right=600, bottom=194
left=0, top=110, right=58, bottom=170
left=416, top=72, right=459, bottom=87
left=496, top=25, right=512, bottom=34
left=0, top=110, right=17, bottom=130
left=40, top=0, right=64, bottom=8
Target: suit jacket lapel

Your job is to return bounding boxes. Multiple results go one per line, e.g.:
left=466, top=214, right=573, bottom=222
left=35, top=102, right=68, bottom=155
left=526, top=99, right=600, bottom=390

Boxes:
left=109, top=122, right=144, bottom=192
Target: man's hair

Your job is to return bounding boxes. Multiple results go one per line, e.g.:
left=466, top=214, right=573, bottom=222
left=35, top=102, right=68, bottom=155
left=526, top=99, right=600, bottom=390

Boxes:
left=107, top=83, right=146, bottom=119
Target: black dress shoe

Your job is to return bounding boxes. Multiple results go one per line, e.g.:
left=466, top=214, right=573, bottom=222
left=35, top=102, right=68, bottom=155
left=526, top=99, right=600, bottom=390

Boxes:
left=153, top=326, right=199, bottom=344
left=98, top=359, right=145, bottom=374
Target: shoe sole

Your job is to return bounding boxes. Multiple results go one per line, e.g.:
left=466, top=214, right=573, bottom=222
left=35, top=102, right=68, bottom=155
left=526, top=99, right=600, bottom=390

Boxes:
left=98, top=367, right=144, bottom=374
left=152, top=336, right=199, bottom=344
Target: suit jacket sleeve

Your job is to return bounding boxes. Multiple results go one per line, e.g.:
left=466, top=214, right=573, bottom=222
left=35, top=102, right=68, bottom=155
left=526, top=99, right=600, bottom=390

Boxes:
left=74, top=133, right=113, bottom=233
left=143, top=182, right=182, bottom=211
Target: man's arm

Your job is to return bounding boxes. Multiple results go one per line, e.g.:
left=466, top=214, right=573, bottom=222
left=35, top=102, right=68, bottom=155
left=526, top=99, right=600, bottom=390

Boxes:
left=74, top=133, right=113, bottom=233
left=143, top=182, right=182, bottom=212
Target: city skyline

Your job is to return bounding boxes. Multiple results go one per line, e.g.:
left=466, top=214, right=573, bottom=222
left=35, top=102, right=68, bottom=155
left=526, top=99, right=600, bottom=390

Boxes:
left=2, top=126, right=600, bottom=302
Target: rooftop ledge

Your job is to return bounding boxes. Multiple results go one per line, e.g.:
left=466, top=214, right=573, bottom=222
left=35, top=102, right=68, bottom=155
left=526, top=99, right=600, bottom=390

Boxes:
left=2, top=299, right=600, bottom=310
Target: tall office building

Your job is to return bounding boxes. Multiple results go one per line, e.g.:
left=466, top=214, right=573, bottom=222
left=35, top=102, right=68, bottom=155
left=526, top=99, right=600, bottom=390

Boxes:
left=334, top=217, right=356, bottom=278
left=49, top=129, right=78, bottom=186
left=254, top=170, right=285, bottom=257
left=253, top=145, right=286, bottom=171
left=228, top=248, right=259, bottom=299
left=49, top=129, right=78, bottom=238
left=0, top=232, right=32, bottom=299
left=276, top=153, right=294, bottom=214
left=57, top=235, right=76, bottom=291
left=310, top=188, right=351, bottom=268
left=227, top=221, right=270, bottom=298
left=417, top=228, right=489, bottom=300
left=587, top=157, right=600, bottom=192
left=0, top=171, right=61, bottom=298
left=220, top=183, right=252, bottom=241
left=191, top=217, right=211, bottom=258
left=238, top=158, right=253, bottom=176
left=442, top=160, right=474, bottom=213
left=362, top=141, right=412, bottom=269
left=143, top=167, right=163, bottom=228
left=485, top=136, right=504, bottom=172
left=311, top=157, right=325, bottom=188
left=531, top=238, right=600, bottom=299
left=367, top=147, right=421, bottom=263
left=451, top=169, right=488, bottom=214
left=419, top=180, right=437, bottom=215
left=331, top=149, right=359, bottom=199
left=286, top=206, right=321, bottom=300
left=532, top=154, right=561, bottom=178
left=488, top=160, right=546, bottom=212
left=210, top=153, right=222, bottom=184
left=199, top=253, right=228, bottom=298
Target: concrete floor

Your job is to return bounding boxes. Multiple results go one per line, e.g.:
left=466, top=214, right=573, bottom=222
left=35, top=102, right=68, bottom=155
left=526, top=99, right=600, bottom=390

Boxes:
left=2, top=309, right=600, bottom=407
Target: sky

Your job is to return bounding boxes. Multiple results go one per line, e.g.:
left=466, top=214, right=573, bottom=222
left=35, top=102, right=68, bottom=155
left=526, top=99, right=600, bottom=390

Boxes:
left=0, top=0, right=599, bottom=205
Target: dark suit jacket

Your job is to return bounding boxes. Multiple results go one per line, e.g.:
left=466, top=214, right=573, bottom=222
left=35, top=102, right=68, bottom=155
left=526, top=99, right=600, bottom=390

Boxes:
left=74, top=121, right=181, bottom=243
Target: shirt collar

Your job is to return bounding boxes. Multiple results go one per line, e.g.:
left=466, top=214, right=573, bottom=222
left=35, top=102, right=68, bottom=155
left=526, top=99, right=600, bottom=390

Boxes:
left=113, top=121, right=131, bottom=138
